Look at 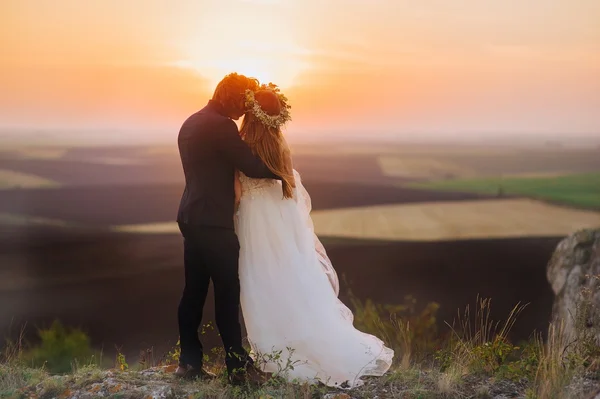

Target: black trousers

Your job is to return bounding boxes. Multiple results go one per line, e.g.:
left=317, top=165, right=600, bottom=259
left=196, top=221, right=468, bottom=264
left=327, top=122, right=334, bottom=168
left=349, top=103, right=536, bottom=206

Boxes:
left=177, top=223, right=251, bottom=373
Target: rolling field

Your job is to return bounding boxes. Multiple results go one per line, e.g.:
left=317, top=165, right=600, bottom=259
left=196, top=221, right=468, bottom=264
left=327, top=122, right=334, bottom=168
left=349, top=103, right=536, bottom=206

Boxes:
left=1, top=143, right=598, bottom=241
left=0, top=169, right=59, bottom=189
left=113, top=198, right=600, bottom=240
left=378, top=155, right=474, bottom=179
left=376, top=147, right=600, bottom=181
left=412, top=173, right=600, bottom=210
left=310, top=198, right=600, bottom=241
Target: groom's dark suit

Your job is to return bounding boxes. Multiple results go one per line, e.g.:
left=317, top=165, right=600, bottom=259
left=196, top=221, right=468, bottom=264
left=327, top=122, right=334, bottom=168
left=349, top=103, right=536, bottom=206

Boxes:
left=176, top=100, right=278, bottom=373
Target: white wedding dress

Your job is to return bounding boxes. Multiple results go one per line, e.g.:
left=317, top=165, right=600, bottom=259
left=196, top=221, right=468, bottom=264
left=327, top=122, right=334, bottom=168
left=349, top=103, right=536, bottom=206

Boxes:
left=235, top=170, right=394, bottom=388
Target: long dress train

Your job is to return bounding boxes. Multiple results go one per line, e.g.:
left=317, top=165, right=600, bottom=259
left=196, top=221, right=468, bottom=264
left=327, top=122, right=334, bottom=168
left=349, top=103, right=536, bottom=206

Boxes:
left=235, top=171, right=394, bottom=388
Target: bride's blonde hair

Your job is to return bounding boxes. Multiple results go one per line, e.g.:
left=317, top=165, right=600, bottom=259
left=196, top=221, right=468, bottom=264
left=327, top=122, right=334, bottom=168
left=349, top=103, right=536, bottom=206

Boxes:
left=240, top=90, right=295, bottom=199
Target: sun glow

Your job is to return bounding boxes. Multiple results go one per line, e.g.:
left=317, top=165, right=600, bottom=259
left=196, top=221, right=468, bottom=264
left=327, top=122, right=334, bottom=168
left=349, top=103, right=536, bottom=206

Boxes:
left=175, top=6, right=309, bottom=90
left=177, top=39, right=308, bottom=90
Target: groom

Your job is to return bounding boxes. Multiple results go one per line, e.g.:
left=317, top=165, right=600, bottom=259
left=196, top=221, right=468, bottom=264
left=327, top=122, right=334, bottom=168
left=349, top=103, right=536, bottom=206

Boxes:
left=175, top=73, right=279, bottom=383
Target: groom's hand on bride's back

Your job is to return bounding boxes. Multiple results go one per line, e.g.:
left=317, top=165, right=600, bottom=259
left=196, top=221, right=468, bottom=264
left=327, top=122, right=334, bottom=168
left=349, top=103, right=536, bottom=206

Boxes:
left=216, top=119, right=281, bottom=180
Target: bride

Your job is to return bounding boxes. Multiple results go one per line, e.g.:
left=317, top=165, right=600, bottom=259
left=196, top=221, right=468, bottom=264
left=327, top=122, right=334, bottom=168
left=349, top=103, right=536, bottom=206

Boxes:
left=234, top=84, right=394, bottom=388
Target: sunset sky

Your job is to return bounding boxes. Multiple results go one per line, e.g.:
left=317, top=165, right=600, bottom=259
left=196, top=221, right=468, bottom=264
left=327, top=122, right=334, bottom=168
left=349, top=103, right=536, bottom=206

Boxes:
left=1, top=0, right=599, bottom=141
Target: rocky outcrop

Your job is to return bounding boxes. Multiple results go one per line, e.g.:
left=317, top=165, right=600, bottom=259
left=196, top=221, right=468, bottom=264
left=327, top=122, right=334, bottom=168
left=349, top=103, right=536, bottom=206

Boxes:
left=547, top=228, right=600, bottom=343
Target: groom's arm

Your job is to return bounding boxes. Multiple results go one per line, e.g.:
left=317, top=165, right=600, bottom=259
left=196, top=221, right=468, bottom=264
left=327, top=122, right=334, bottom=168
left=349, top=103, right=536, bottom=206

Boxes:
left=216, top=120, right=281, bottom=180
left=234, top=169, right=242, bottom=208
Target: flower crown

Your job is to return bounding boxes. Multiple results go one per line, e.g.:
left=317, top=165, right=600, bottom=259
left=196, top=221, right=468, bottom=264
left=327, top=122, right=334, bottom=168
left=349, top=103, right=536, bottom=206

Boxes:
left=244, top=83, right=292, bottom=129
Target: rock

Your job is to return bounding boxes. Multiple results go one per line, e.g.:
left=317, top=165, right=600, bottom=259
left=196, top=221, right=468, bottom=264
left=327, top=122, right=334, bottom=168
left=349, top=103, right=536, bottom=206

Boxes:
left=139, top=385, right=174, bottom=399
left=588, top=388, right=600, bottom=399
left=324, top=394, right=354, bottom=399
left=546, top=228, right=600, bottom=343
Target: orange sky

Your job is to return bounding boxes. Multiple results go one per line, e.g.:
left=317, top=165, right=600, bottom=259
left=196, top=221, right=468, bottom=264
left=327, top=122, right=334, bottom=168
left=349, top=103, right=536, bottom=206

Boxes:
left=1, top=0, right=599, bottom=140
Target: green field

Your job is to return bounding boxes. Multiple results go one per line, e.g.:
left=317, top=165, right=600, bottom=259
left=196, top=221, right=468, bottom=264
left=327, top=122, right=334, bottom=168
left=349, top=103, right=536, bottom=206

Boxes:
left=412, top=172, right=600, bottom=210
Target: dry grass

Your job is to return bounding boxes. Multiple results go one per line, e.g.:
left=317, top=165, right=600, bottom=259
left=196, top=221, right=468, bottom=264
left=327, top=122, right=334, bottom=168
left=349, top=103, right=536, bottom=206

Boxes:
left=533, top=323, right=572, bottom=399
left=0, top=328, right=48, bottom=397
left=435, top=367, right=463, bottom=397
left=531, top=273, right=600, bottom=399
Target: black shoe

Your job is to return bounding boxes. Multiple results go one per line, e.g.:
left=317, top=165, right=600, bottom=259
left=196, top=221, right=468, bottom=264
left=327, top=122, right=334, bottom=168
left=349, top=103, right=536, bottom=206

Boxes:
left=174, top=365, right=216, bottom=381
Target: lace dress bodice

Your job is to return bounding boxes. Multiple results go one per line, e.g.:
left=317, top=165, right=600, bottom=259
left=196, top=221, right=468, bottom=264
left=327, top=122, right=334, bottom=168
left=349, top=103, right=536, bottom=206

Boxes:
left=239, top=173, right=278, bottom=199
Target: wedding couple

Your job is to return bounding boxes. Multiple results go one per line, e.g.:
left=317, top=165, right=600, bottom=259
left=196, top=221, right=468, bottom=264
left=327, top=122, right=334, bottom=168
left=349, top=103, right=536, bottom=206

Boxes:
left=175, top=73, right=393, bottom=388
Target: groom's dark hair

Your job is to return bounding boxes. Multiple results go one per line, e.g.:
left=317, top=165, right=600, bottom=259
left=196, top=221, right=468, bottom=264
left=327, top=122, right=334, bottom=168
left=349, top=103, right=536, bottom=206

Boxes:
left=213, top=73, right=259, bottom=117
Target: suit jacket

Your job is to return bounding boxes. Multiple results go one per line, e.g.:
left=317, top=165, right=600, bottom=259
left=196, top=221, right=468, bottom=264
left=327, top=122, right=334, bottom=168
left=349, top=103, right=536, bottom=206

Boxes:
left=177, top=100, right=279, bottom=229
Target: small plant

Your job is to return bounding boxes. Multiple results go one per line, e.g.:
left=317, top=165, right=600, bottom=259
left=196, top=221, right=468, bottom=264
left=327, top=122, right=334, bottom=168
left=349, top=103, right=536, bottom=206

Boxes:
left=115, top=348, right=128, bottom=371
left=496, top=339, right=541, bottom=381
left=252, top=346, right=303, bottom=383
left=470, top=335, right=521, bottom=374
left=21, top=320, right=94, bottom=374
left=162, top=339, right=181, bottom=366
